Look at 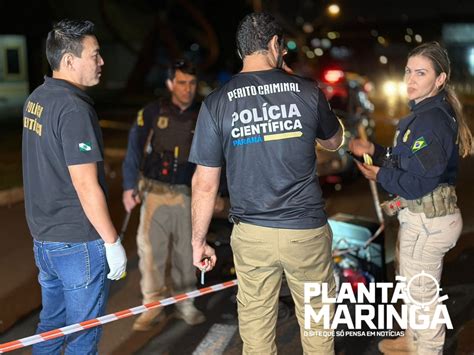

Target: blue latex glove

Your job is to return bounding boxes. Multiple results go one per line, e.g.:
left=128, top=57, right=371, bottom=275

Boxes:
left=104, top=239, right=127, bottom=280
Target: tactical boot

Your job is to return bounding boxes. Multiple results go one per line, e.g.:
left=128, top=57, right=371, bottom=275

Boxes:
left=175, top=301, right=205, bottom=325
left=132, top=307, right=164, bottom=331
left=378, top=335, right=417, bottom=354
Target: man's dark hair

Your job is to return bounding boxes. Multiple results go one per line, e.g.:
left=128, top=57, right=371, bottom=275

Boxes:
left=167, top=59, right=197, bottom=80
left=236, top=12, right=283, bottom=58
left=46, top=19, right=95, bottom=71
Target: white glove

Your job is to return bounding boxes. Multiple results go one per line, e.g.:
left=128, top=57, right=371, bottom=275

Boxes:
left=104, top=239, right=127, bottom=280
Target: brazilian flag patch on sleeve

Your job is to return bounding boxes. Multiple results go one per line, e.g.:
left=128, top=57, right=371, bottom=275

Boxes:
left=411, top=137, right=427, bottom=153
left=79, top=142, right=92, bottom=152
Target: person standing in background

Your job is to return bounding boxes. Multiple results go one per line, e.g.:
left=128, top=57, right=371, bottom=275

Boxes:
left=122, top=60, right=205, bottom=331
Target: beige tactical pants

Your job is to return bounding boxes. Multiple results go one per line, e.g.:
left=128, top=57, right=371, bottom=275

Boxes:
left=230, top=222, right=335, bottom=355
left=136, top=185, right=196, bottom=303
left=398, top=208, right=462, bottom=355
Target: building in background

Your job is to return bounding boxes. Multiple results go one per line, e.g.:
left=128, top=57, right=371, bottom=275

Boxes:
left=0, top=35, right=28, bottom=120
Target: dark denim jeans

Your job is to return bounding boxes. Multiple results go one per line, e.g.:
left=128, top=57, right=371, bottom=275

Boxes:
left=32, top=239, right=110, bottom=355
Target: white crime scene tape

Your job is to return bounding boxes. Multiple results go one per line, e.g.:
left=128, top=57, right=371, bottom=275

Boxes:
left=0, top=279, right=238, bottom=353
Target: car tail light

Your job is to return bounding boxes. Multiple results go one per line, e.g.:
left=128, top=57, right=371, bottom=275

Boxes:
left=342, top=268, right=367, bottom=292
left=323, top=69, right=345, bottom=84
left=363, top=81, right=374, bottom=93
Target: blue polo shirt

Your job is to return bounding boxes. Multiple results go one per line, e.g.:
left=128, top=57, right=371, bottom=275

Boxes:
left=22, top=76, right=106, bottom=242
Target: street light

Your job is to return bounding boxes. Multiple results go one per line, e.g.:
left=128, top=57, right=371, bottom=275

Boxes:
left=288, top=3, right=341, bottom=66
left=327, top=4, right=340, bottom=17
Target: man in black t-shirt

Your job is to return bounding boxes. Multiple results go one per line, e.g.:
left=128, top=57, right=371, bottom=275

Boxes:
left=22, top=20, right=126, bottom=353
left=189, top=12, right=343, bottom=354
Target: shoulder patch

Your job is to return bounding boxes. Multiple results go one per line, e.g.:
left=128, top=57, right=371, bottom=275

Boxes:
left=411, top=137, right=427, bottom=153
left=402, top=129, right=411, bottom=143
left=137, top=109, right=144, bottom=127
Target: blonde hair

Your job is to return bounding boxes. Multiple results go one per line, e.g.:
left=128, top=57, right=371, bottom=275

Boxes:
left=409, top=42, right=473, bottom=157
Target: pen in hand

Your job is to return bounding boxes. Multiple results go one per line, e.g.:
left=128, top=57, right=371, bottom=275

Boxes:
left=200, top=257, right=210, bottom=285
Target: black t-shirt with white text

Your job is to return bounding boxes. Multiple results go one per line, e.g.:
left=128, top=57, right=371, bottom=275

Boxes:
left=22, top=77, right=106, bottom=242
left=189, top=69, right=339, bottom=229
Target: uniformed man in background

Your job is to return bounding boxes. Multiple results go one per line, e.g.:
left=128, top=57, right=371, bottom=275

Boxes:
left=122, top=59, right=205, bottom=331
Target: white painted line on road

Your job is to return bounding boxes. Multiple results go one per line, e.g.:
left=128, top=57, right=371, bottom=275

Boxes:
left=192, top=323, right=238, bottom=355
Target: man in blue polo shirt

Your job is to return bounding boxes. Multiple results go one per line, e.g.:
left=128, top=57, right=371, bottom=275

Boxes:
left=22, top=19, right=126, bottom=354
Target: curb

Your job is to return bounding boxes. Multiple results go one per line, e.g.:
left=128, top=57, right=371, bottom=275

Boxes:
left=0, top=187, right=23, bottom=207
left=0, top=150, right=126, bottom=207
left=104, top=148, right=126, bottom=160
left=0, top=274, right=41, bottom=334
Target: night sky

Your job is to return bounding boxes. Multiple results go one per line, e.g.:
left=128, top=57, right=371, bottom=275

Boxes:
left=1, top=0, right=473, bottom=96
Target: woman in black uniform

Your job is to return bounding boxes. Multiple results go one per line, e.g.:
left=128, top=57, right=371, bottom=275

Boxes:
left=350, top=42, right=472, bottom=355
